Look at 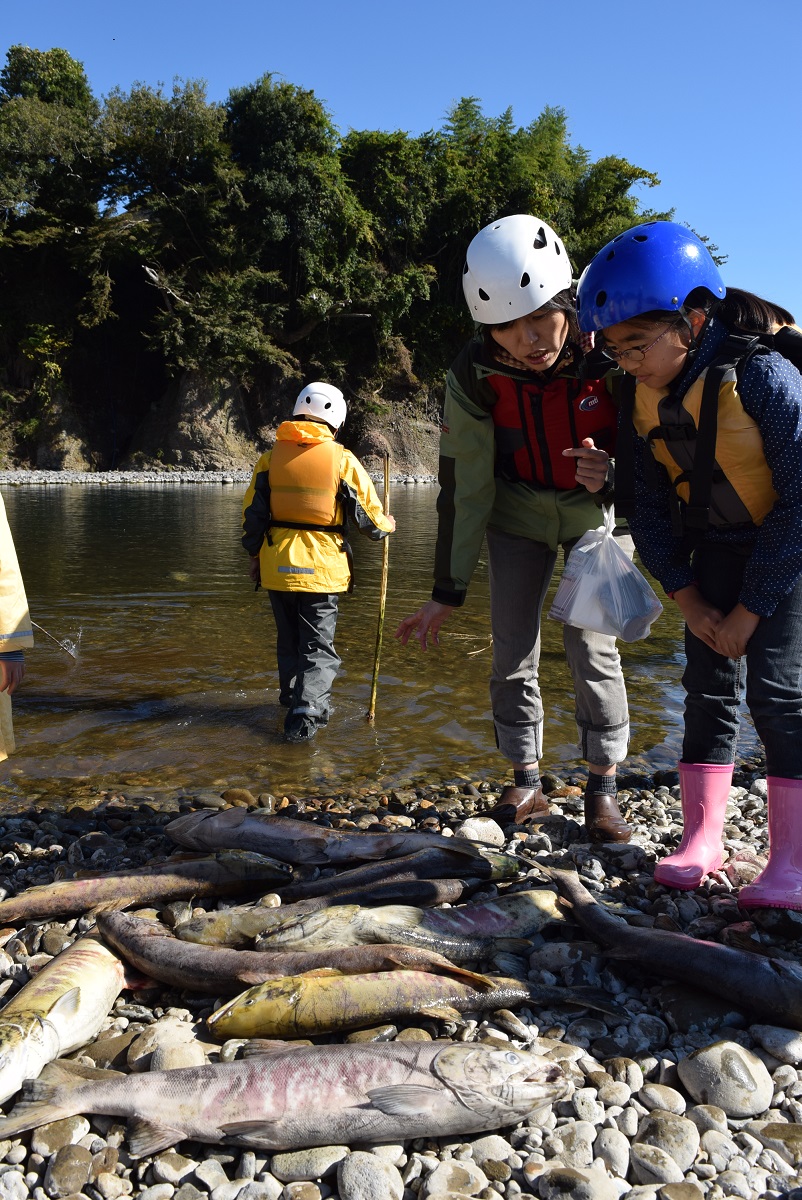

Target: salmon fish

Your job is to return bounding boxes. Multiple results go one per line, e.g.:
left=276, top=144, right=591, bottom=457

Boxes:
left=206, top=970, right=537, bottom=1038
left=546, top=867, right=802, bottom=1029
left=277, top=846, right=520, bottom=902
left=249, top=904, right=529, bottom=962
left=96, top=911, right=491, bottom=994
left=0, top=851, right=293, bottom=922
left=165, top=810, right=492, bottom=865
left=0, top=1039, right=569, bottom=1154
left=0, top=937, right=126, bottom=1103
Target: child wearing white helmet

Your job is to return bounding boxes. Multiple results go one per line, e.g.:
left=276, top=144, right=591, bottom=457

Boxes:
left=576, top=220, right=802, bottom=909
left=397, top=214, right=634, bottom=841
left=242, top=382, right=395, bottom=742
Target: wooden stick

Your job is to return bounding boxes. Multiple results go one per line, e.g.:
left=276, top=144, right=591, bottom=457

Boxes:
left=366, top=454, right=390, bottom=723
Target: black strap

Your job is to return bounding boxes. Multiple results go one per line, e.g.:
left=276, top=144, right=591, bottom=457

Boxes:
left=266, top=511, right=356, bottom=594
left=611, top=374, right=638, bottom=518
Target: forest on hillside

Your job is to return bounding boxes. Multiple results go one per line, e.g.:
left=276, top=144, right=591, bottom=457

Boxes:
left=0, top=45, right=672, bottom=470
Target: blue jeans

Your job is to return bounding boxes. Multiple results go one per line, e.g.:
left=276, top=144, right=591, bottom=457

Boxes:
left=682, top=542, right=802, bottom=778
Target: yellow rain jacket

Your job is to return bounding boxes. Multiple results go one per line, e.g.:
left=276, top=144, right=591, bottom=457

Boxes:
left=0, top=493, right=33, bottom=760
left=242, top=420, right=392, bottom=593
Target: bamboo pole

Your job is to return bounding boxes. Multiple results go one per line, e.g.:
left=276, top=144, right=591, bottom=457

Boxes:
left=366, top=454, right=390, bottom=723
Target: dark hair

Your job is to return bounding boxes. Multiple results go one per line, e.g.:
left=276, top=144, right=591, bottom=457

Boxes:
left=714, top=287, right=796, bottom=333
left=481, top=286, right=580, bottom=355
left=610, top=286, right=796, bottom=336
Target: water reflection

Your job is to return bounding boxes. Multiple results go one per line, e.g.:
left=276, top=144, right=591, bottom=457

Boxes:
left=0, top=483, right=754, bottom=803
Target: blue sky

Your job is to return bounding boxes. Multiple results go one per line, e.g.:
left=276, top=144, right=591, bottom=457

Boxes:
left=4, top=0, right=802, bottom=315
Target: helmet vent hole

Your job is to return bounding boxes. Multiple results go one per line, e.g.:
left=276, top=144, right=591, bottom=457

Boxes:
left=520, top=273, right=530, bottom=288
left=463, top=262, right=469, bottom=274
left=606, top=251, right=615, bottom=261
left=595, top=290, right=607, bottom=308
left=478, top=288, right=490, bottom=302
left=555, top=244, right=561, bottom=255
left=634, top=234, right=648, bottom=242
left=533, top=226, right=547, bottom=249
left=324, top=402, right=331, bottom=409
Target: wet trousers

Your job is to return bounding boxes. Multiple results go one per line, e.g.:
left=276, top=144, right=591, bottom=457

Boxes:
left=682, top=542, right=802, bottom=778
left=486, top=526, right=631, bottom=767
left=268, top=591, right=341, bottom=722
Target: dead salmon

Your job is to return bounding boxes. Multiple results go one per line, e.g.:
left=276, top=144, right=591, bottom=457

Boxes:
left=96, top=911, right=492, bottom=994
left=0, top=1039, right=569, bottom=1153
left=276, top=846, right=520, bottom=902
left=546, top=867, right=802, bottom=1029
left=165, top=810, right=492, bottom=865
left=0, top=851, right=293, bottom=922
left=250, top=904, right=529, bottom=962
left=173, top=879, right=477, bottom=948
left=207, top=970, right=538, bottom=1038
left=0, top=937, right=126, bottom=1103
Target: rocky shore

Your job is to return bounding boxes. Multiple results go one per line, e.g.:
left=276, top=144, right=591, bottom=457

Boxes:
left=0, top=768, right=799, bottom=1200
left=0, top=471, right=437, bottom=488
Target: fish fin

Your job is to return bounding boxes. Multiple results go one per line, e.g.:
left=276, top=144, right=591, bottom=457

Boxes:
left=38, top=1059, right=125, bottom=1084
left=0, top=1102, right=67, bottom=1138
left=45, top=987, right=82, bottom=1022
left=127, top=1117, right=185, bottom=1159
left=418, top=1004, right=461, bottom=1020
left=363, top=905, right=424, bottom=932
left=527, top=983, right=628, bottom=1019
left=366, top=1085, right=445, bottom=1116
left=218, top=1119, right=280, bottom=1141
left=382, top=951, right=494, bottom=990
left=495, top=938, right=532, bottom=953
left=241, top=1039, right=292, bottom=1058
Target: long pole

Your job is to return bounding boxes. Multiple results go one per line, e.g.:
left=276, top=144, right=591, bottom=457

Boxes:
left=366, top=454, right=390, bottom=723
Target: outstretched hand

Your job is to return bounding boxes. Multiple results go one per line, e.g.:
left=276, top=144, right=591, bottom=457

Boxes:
left=562, top=437, right=610, bottom=492
left=395, top=600, right=455, bottom=651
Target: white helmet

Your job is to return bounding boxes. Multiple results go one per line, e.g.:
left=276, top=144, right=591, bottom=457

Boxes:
left=462, top=214, right=573, bottom=324
left=293, top=382, right=347, bottom=430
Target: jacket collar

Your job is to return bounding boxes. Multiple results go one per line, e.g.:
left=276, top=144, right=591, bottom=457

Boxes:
left=276, top=420, right=336, bottom=446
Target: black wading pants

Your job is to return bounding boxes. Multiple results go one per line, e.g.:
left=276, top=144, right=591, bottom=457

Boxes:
left=268, top=591, right=341, bottom=725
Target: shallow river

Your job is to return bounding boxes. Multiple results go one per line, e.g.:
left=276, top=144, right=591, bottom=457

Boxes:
left=0, top=482, right=755, bottom=806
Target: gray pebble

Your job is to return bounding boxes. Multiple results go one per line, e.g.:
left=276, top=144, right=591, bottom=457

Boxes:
left=337, top=1151, right=403, bottom=1200
left=677, top=1040, right=774, bottom=1117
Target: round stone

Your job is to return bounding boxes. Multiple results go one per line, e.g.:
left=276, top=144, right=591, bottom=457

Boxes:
left=676, top=1040, right=774, bottom=1117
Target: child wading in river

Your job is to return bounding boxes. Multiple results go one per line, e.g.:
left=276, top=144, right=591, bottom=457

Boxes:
left=575, top=220, right=802, bottom=909
left=242, top=383, right=395, bottom=743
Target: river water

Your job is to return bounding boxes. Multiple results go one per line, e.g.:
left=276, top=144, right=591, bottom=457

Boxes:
left=0, top=482, right=755, bottom=806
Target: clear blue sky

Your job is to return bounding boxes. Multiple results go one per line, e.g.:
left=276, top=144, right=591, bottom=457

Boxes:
left=4, top=0, right=802, bottom=315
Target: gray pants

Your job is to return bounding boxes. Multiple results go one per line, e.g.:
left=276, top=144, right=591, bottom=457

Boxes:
left=268, top=591, right=341, bottom=721
left=487, top=526, right=631, bottom=767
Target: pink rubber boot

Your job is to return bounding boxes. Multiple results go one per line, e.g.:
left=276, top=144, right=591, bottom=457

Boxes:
left=654, top=762, right=733, bottom=890
left=739, top=777, right=802, bottom=912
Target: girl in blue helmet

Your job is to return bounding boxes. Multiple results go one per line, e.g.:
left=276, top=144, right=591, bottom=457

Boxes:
left=574, top=220, right=802, bottom=910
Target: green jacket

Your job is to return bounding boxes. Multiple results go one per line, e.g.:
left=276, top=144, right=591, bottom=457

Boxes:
left=432, top=337, right=617, bottom=607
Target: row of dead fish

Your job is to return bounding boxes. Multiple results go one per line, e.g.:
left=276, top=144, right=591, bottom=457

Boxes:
left=0, top=808, right=799, bottom=1155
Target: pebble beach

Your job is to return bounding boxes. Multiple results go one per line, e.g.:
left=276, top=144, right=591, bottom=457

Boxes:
left=0, top=768, right=798, bottom=1200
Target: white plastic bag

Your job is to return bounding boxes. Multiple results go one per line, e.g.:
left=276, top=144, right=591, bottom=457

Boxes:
left=548, top=507, right=663, bottom=642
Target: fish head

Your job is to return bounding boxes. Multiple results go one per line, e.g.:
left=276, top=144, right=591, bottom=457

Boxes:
left=0, top=1011, right=62, bottom=1104
left=432, top=1042, right=571, bottom=1122
left=214, top=850, right=293, bottom=884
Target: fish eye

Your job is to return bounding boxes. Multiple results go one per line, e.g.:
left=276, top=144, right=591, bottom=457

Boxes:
left=505, top=1052, right=521, bottom=1064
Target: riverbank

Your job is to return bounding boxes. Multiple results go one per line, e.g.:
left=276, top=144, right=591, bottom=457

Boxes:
left=0, top=769, right=798, bottom=1199
left=0, top=470, right=438, bottom=487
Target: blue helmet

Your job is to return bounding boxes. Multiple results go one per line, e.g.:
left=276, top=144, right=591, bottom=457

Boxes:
left=576, top=221, right=725, bottom=332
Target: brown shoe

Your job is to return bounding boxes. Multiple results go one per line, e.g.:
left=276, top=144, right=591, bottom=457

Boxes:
left=487, top=785, right=550, bottom=825
left=584, top=792, right=632, bottom=843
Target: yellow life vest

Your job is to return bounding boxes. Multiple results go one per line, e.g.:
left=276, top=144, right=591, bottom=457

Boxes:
left=634, top=360, right=777, bottom=529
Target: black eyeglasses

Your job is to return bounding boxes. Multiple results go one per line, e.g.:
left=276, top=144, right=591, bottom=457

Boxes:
left=600, top=319, right=683, bottom=365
